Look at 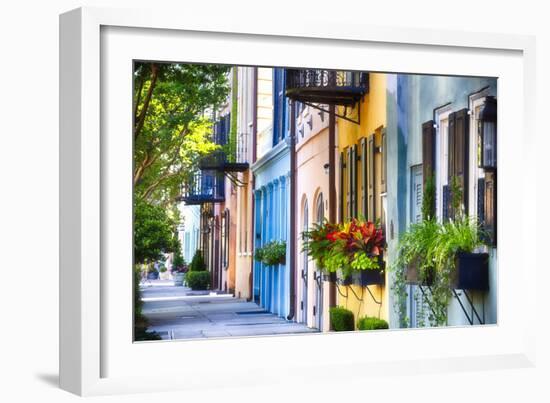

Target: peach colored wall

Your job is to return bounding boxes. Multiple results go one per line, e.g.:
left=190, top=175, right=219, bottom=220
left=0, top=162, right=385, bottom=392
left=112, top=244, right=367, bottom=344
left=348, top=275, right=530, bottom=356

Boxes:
left=295, top=104, right=331, bottom=331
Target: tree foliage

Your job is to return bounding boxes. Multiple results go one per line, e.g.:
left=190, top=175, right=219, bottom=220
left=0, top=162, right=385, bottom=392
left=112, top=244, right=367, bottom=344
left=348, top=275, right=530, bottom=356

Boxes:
left=133, top=62, right=230, bottom=205
left=133, top=198, right=177, bottom=265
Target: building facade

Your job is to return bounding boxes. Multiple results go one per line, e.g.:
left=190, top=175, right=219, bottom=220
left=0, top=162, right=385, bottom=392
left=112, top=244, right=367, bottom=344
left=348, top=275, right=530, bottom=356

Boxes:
left=251, top=68, right=292, bottom=317
left=335, top=72, right=390, bottom=326
left=386, top=73, right=498, bottom=327
left=295, top=102, right=331, bottom=331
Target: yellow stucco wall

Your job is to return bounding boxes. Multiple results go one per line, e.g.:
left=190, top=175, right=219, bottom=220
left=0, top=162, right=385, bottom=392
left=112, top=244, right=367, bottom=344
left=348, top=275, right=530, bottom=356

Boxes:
left=335, top=73, right=389, bottom=326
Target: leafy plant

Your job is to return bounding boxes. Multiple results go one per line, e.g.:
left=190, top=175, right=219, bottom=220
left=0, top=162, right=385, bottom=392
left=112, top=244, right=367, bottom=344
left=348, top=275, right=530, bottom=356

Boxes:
left=329, top=307, right=355, bottom=331
left=303, top=218, right=385, bottom=277
left=254, top=241, right=286, bottom=266
left=390, top=213, right=487, bottom=327
left=185, top=271, right=211, bottom=290
left=189, top=249, right=207, bottom=272
left=357, top=316, right=389, bottom=331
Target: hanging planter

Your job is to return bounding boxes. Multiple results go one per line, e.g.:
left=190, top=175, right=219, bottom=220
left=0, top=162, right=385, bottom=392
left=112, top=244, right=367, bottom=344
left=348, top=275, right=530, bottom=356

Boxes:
left=405, top=260, right=434, bottom=286
left=451, top=252, right=489, bottom=291
left=352, top=267, right=385, bottom=286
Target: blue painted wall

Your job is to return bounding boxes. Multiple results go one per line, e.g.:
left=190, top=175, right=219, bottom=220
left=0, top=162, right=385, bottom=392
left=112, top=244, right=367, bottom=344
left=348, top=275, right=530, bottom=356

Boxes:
left=386, top=73, right=498, bottom=328
left=252, top=68, right=291, bottom=318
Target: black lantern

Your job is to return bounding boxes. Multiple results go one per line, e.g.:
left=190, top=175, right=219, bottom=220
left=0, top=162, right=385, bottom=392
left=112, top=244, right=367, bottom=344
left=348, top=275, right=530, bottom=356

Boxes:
left=477, top=96, right=497, bottom=170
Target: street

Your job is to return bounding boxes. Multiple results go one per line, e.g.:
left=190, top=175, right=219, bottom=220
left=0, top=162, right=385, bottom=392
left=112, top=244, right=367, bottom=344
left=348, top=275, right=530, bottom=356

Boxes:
left=140, top=280, right=318, bottom=340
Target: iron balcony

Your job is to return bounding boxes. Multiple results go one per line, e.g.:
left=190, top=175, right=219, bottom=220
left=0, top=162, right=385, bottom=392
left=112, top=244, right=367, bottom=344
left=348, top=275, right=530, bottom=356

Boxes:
left=177, top=170, right=225, bottom=205
left=199, top=113, right=249, bottom=172
left=285, top=69, right=369, bottom=106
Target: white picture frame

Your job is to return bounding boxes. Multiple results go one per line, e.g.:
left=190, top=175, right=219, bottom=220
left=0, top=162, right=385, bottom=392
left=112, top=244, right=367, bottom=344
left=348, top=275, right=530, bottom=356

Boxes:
left=60, top=6, right=537, bottom=396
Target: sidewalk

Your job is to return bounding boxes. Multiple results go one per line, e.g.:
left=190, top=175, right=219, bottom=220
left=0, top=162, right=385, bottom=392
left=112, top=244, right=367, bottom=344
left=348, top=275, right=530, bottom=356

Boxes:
left=140, top=280, right=318, bottom=340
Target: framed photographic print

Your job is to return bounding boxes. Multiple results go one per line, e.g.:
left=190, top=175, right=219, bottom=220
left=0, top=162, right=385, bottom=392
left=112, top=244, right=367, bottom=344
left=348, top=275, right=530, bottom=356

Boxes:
left=60, top=6, right=537, bottom=396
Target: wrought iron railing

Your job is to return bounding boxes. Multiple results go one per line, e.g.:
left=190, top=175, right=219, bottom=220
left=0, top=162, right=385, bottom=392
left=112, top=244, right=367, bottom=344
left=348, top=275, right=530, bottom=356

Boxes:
left=285, top=69, right=369, bottom=105
left=178, top=170, right=225, bottom=205
left=199, top=113, right=249, bottom=171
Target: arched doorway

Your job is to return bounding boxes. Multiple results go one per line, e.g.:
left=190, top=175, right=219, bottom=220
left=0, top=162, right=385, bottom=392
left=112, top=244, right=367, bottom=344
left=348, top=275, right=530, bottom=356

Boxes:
left=314, top=193, right=324, bottom=330
left=301, top=199, right=309, bottom=324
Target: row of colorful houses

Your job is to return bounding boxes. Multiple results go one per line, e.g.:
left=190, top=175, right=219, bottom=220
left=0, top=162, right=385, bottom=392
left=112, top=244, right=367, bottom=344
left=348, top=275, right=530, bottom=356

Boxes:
left=178, top=66, right=498, bottom=329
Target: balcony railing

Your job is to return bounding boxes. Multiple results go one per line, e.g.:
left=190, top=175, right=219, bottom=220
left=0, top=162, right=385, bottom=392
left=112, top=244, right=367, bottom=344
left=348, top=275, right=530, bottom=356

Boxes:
left=199, top=113, right=249, bottom=172
left=285, top=69, right=369, bottom=106
left=178, top=170, right=225, bottom=205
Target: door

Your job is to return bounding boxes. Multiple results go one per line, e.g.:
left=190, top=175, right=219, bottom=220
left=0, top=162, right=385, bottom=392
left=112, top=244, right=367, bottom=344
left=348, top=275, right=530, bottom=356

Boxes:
left=301, top=200, right=309, bottom=324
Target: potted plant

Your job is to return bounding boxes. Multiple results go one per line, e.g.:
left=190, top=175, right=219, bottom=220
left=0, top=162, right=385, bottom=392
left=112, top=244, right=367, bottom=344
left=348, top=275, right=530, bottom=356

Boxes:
left=325, top=218, right=386, bottom=287
left=302, top=220, right=341, bottom=281
left=303, top=219, right=385, bottom=286
left=171, top=252, right=187, bottom=286
left=391, top=214, right=489, bottom=326
left=254, top=240, right=286, bottom=266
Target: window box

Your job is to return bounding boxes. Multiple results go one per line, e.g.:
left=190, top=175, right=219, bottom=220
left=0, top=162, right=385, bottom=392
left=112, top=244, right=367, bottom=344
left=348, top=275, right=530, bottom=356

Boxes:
left=351, top=268, right=385, bottom=286
left=451, top=252, right=489, bottom=291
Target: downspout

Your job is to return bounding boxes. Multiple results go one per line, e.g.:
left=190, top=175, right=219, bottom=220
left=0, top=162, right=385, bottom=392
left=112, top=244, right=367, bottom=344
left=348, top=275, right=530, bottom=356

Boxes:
left=328, top=104, right=337, bottom=310
left=287, top=99, right=297, bottom=321
left=249, top=67, right=258, bottom=301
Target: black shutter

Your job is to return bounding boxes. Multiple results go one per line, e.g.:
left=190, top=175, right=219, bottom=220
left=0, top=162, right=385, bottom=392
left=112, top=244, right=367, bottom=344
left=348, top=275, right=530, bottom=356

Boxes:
left=346, top=147, right=351, bottom=220
left=477, top=177, right=485, bottom=224
left=351, top=144, right=357, bottom=218
left=442, top=184, right=450, bottom=222
left=484, top=171, right=497, bottom=246
left=422, top=120, right=435, bottom=188
left=339, top=152, right=344, bottom=223
left=454, top=108, right=469, bottom=214
left=360, top=138, right=367, bottom=219
left=381, top=128, right=387, bottom=194
left=367, top=134, right=375, bottom=222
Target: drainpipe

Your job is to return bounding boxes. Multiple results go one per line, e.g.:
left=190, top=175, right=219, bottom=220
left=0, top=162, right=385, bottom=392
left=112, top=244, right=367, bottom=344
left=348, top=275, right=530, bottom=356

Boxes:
left=287, top=99, right=297, bottom=321
left=249, top=67, right=258, bottom=301
left=328, top=104, right=337, bottom=311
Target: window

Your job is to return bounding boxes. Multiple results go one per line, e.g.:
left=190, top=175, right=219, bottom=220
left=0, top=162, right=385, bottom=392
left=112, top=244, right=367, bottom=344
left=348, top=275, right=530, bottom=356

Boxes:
left=434, top=107, right=452, bottom=222
left=469, top=94, right=497, bottom=246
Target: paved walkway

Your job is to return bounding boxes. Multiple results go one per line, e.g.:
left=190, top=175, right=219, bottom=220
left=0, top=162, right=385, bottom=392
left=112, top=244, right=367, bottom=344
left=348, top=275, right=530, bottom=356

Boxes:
left=141, top=280, right=318, bottom=340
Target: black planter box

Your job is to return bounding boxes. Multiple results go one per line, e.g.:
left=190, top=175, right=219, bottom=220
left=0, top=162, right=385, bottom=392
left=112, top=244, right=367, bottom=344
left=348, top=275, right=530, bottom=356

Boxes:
left=351, top=268, right=385, bottom=286
left=452, top=252, right=489, bottom=291
left=322, top=272, right=337, bottom=283
left=337, top=271, right=353, bottom=286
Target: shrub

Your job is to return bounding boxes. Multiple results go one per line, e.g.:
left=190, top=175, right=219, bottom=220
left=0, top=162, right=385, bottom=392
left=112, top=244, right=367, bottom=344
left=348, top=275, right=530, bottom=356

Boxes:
left=189, top=250, right=206, bottom=272
left=329, top=307, right=355, bottom=331
left=185, top=271, right=210, bottom=290
left=357, top=316, right=389, bottom=331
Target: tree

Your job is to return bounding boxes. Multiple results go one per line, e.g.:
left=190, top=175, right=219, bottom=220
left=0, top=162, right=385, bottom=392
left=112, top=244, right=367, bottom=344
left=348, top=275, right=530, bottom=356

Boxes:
left=133, top=62, right=230, bottom=205
left=133, top=198, right=177, bottom=265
